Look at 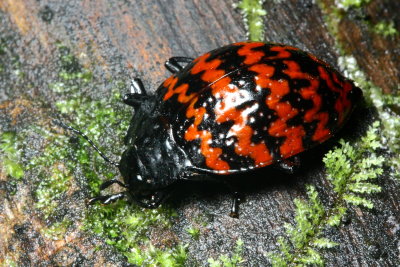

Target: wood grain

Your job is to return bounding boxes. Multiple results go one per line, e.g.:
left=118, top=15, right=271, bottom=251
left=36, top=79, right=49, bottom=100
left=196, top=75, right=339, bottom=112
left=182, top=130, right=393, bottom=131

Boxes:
left=0, top=0, right=399, bottom=266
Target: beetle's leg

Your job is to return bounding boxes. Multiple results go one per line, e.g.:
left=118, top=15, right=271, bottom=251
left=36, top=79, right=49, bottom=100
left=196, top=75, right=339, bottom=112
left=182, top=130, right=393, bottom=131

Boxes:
left=221, top=179, right=244, bottom=219
left=123, top=78, right=148, bottom=108
left=87, top=192, right=126, bottom=205
left=123, top=93, right=149, bottom=108
left=99, top=179, right=127, bottom=190
left=276, top=156, right=301, bottom=174
left=130, top=78, right=147, bottom=95
left=182, top=168, right=245, bottom=218
left=229, top=191, right=243, bottom=219
left=165, top=57, right=194, bottom=73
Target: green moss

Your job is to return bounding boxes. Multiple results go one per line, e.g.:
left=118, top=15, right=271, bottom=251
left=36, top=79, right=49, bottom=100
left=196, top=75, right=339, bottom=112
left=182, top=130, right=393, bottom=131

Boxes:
left=34, top=163, right=73, bottom=217
left=337, top=55, right=400, bottom=178
left=42, top=218, right=72, bottom=240
left=235, top=0, right=267, bottom=41
left=0, top=132, right=24, bottom=180
left=26, top=43, right=187, bottom=265
left=208, top=239, right=244, bottom=267
left=266, top=3, right=400, bottom=263
left=85, top=201, right=187, bottom=265
left=319, top=1, right=400, bottom=178
left=327, top=2, right=397, bottom=40
left=268, top=122, right=383, bottom=266
left=186, top=227, right=201, bottom=240
left=335, top=0, right=371, bottom=10
left=372, top=21, right=398, bottom=38
left=2, top=257, right=18, bottom=267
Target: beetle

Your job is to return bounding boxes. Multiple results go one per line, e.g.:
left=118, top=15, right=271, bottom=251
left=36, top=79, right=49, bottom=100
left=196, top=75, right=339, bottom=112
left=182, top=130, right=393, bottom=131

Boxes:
left=59, top=41, right=362, bottom=218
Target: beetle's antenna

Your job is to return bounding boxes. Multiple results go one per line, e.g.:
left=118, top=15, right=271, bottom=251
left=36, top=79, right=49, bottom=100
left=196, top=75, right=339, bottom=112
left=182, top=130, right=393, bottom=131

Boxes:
left=53, top=119, right=120, bottom=167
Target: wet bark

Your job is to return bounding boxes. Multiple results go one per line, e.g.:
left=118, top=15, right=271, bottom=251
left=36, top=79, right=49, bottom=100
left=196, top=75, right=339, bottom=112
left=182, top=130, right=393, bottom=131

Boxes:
left=0, top=0, right=399, bottom=266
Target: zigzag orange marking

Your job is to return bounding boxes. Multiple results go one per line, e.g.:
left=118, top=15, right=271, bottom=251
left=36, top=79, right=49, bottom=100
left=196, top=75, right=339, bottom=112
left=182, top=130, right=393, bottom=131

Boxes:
left=164, top=52, right=225, bottom=104
left=283, top=60, right=330, bottom=142
left=163, top=76, right=192, bottom=103
left=185, top=100, right=230, bottom=171
left=182, top=52, right=230, bottom=171
left=212, top=77, right=273, bottom=166
left=191, top=52, right=224, bottom=82
left=236, top=42, right=265, bottom=65
left=250, top=63, right=306, bottom=159
left=269, top=45, right=298, bottom=60
left=318, top=66, right=353, bottom=125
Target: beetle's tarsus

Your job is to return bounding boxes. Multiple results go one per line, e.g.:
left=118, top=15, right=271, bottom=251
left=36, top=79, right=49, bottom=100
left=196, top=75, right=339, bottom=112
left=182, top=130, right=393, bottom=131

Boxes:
left=165, top=57, right=194, bottom=73
left=123, top=78, right=148, bottom=107
left=87, top=192, right=126, bottom=205
left=229, top=191, right=242, bottom=219
left=130, top=78, right=147, bottom=95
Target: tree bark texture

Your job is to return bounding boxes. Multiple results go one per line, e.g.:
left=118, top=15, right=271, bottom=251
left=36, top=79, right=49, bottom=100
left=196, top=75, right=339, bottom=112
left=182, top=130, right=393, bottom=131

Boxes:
left=0, top=0, right=399, bottom=266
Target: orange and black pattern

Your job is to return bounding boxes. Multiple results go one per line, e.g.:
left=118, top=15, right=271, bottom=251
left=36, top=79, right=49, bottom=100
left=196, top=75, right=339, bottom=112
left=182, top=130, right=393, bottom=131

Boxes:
left=157, top=42, right=362, bottom=174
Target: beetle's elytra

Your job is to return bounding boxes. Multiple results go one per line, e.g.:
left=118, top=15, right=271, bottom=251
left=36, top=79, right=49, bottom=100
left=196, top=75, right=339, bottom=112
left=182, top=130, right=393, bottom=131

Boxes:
left=73, top=41, right=362, bottom=217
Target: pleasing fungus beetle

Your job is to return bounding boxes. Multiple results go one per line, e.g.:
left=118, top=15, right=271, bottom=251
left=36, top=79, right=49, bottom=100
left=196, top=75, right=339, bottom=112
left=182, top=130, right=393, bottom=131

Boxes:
left=60, top=41, right=362, bottom=218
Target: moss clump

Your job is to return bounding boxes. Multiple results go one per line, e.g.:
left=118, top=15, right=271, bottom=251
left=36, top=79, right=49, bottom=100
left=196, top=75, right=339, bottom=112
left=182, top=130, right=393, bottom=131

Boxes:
left=372, top=21, right=398, bottom=38
left=208, top=239, right=244, bottom=267
left=335, top=0, right=371, bottom=10
left=55, top=42, right=93, bottom=82
left=186, top=226, right=201, bottom=240
left=235, top=0, right=267, bottom=41
left=85, top=201, right=187, bottom=265
left=319, top=1, right=400, bottom=179
left=268, top=122, right=383, bottom=266
left=41, top=218, right=72, bottom=240
left=2, top=257, right=18, bottom=267
left=337, top=55, right=400, bottom=178
left=0, top=132, right=24, bottom=180
left=34, top=163, right=73, bottom=217
left=27, top=43, right=188, bottom=264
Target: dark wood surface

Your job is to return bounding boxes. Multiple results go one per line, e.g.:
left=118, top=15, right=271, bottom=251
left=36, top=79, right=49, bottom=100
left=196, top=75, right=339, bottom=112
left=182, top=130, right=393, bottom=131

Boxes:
left=0, top=0, right=399, bottom=266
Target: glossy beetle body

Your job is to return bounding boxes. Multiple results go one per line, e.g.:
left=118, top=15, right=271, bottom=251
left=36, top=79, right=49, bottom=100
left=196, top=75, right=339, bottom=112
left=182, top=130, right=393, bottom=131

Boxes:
left=91, top=42, right=362, bottom=215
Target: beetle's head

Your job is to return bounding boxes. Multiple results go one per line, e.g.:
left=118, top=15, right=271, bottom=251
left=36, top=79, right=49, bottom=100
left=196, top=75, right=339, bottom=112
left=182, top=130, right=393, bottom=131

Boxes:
left=118, top=147, right=155, bottom=196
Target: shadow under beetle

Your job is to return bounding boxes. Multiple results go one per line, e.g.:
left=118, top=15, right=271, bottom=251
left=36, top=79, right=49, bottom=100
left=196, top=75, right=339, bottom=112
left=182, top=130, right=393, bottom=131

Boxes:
left=59, top=42, right=362, bottom=218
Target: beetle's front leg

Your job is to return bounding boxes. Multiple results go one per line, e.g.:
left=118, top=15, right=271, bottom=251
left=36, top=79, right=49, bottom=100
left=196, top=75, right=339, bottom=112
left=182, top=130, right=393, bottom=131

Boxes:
left=123, top=78, right=149, bottom=108
left=165, top=57, right=194, bottom=73
left=130, top=78, right=146, bottom=95
left=87, top=192, right=126, bottom=205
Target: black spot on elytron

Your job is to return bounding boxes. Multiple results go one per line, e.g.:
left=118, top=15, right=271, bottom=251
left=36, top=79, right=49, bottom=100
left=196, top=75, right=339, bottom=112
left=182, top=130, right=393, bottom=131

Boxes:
left=282, top=78, right=314, bottom=128
left=267, top=60, right=291, bottom=81
left=211, top=45, right=246, bottom=72
left=253, top=43, right=282, bottom=59
left=302, top=120, right=320, bottom=149
left=288, top=50, right=321, bottom=77
left=317, top=72, right=342, bottom=132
